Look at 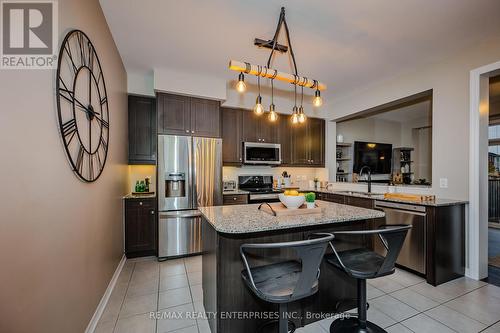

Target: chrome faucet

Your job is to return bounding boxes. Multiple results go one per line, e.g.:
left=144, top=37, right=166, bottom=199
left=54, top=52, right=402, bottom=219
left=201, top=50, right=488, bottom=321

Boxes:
left=359, top=166, right=372, bottom=193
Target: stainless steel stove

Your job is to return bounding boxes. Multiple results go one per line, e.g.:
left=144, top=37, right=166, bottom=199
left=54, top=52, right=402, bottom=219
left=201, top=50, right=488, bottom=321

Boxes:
left=238, top=175, right=283, bottom=203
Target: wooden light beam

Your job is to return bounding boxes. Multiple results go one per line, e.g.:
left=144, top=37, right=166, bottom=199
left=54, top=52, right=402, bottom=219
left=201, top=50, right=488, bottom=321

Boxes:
left=229, top=60, right=327, bottom=91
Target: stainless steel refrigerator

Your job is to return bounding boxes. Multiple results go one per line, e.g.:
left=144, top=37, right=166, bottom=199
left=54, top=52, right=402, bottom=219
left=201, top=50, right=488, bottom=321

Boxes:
left=158, top=135, right=222, bottom=259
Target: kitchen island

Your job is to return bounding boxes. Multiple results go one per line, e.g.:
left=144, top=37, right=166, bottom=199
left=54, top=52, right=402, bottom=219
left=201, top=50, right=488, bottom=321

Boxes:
left=199, top=200, right=385, bottom=333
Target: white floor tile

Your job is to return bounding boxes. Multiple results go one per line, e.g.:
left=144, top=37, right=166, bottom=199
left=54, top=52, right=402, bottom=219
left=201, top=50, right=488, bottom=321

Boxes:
left=483, top=321, right=500, bottom=333
left=94, top=320, right=115, bottom=333
left=370, top=295, right=419, bottom=322
left=188, top=271, right=202, bottom=286
left=390, top=287, right=439, bottom=312
left=190, top=284, right=203, bottom=302
left=157, top=303, right=197, bottom=333
left=158, top=287, right=192, bottom=310
left=114, top=312, right=156, bottom=333
left=368, top=276, right=406, bottom=293
left=119, top=293, right=158, bottom=319
left=160, top=274, right=189, bottom=292
left=425, top=305, right=486, bottom=333
left=385, top=323, right=414, bottom=333
left=160, top=259, right=187, bottom=277
left=444, top=286, right=500, bottom=326
left=367, top=284, right=386, bottom=300
left=402, top=313, right=456, bottom=333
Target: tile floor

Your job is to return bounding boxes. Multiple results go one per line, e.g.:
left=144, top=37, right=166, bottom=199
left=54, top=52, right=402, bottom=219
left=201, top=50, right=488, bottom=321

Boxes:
left=95, top=256, right=500, bottom=333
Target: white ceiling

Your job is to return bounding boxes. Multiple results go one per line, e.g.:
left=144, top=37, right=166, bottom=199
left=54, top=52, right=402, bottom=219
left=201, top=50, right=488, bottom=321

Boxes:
left=100, top=0, right=500, bottom=101
left=372, top=100, right=431, bottom=124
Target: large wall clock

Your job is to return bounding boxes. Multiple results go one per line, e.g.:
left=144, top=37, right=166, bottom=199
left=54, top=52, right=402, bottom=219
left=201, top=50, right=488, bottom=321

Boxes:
left=56, top=30, right=109, bottom=182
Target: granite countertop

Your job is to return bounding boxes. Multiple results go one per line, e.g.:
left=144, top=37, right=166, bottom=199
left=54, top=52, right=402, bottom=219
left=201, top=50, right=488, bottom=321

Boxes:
left=123, top=193, right=156, bottom=199
left=198, top=200, right=384, bottom=234
left=301, top=188, right=468, bottom=207
left=222, top=190, right=250, bottom=195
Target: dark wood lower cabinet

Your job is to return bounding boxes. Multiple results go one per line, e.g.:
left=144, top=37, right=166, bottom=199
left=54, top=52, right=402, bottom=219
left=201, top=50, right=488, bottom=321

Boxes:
left=125, top=198, right=157, bottom=258
left=222, top=194, right=248, bottom=205
left=316, top=192, right=466, bottom=286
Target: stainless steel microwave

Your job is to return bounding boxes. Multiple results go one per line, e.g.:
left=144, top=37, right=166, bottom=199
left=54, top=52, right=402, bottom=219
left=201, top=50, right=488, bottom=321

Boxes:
left=243, top=142, right=281, bottom=165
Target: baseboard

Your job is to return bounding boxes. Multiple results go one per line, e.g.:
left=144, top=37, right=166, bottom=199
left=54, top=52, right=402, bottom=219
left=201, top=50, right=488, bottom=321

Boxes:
left=85, top=254, right=126, bottom=333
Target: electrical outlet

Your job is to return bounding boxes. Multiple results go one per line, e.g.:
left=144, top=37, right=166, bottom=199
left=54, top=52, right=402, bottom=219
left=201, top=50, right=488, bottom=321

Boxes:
left=439, top=178, right=448, bottom=188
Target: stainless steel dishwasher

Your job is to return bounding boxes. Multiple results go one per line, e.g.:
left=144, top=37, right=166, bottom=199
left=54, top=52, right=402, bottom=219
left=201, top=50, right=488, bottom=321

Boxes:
left=374, top=201, right=426, bottom=274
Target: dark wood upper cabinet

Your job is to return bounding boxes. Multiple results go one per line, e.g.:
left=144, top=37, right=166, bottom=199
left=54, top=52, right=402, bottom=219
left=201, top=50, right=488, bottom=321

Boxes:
left=157, top=93, right=190, bottom=135
left=241, top=110, right=260, bottom=142
left=125, top=198, right=156, bottom=258
left=278, top=114, right=292, bottom=165
left=241, top=110, right=278, bottom=143
left=292, top=122, right=309, bottom=165
left=219, top=107, right=324, bottom=167
left=221, top=107, right=243, bottom=165
left=190, top=97, right=221, bottom=137
left=128, top=95, right=157, bottom=164
left=157, top=93, right=220, bottom=138
left=308, top=117, right=325, bottom=166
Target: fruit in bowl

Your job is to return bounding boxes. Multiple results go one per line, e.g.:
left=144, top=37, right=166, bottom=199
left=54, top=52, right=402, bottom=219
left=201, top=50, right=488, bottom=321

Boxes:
left=279, top=192, right=305, bottom=209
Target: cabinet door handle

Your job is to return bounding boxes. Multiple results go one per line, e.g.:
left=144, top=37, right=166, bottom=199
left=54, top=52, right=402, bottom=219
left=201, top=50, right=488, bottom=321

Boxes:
left=233, top=197, right=237, bottom=201
left=151, top=210, right=155, bottom=215
left=185, top=130, right=190, bottom=133
left=239, top=158, right=242, bottom=161
left=191, top=130, right=195, bottom=134
left=139, top=202, right=143, bottom=206
left=262, top=139, right=265, bottom=142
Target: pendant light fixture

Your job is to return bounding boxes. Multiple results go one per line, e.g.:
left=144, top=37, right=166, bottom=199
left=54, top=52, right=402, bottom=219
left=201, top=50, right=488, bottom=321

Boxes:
left=298, top=82, right=306, bottom=123
left=228, top=7, right=326, bottom=123
left=291, top=75, right=299, bottom=124
left=253, top=66, right=264, bottom=115
left=269, top=78, right=278, bottom=122
left=236, top=72, right=246, bottom=93
left=312, top=83, right=323, bottom=107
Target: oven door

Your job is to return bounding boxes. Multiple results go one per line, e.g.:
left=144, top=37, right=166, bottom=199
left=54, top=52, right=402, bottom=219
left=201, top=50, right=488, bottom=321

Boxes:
left=244, top=142, right=281, bottom=165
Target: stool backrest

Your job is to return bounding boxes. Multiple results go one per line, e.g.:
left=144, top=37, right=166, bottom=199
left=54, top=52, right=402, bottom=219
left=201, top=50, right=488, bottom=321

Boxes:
left=330, top=225, right=411, bottom=278
left=240, top=233, right=334, bottom=301
left=374, top=225, right=411, bottom=275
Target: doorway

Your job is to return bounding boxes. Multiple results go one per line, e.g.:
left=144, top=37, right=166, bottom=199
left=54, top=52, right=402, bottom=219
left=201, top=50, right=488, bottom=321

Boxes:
left=469, top=61, right=500, bottom=281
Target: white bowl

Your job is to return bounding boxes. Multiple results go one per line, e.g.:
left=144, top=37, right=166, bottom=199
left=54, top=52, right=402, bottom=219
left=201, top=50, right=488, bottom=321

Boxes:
left=279, top=193, right=305, bottom=209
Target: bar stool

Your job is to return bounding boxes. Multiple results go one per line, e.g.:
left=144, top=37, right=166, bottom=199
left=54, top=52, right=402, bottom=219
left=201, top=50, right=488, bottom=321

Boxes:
left=240, top=233, right=334, bottom=333
left=324, top=225, right=411, bottom=333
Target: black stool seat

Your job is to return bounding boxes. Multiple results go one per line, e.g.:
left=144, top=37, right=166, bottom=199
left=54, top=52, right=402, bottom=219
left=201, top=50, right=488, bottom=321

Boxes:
left=240, top=234, right=334, bottom=333
left=242, top=260, right=319, bottom=302
left=325, top=249, right=392, bottom=279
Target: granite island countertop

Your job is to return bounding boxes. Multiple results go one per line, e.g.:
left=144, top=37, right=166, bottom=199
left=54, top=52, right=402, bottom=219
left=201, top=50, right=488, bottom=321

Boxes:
left=198, top=200, right=384, bottom=234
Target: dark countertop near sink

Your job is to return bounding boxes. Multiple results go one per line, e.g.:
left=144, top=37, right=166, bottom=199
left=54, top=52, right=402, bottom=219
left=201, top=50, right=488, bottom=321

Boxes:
left=123, top=193, right=156, bottom=199
left=308, top=188, right=468, bottom=207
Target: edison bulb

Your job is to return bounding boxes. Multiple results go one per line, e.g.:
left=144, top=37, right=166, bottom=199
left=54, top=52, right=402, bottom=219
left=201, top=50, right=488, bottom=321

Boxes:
left=236, top=72, right=246, bottom=93
left=291, top=113, right=299, bottom=124
left=254, top=96, right=264, bottom=115
left=269, top=111, right=278, bottom=122
left=298, top=112, right=306, bottom=123
left=313, top=89, right=322, bottom=107
left=269, top=104, right=278, bottom=121
left=236, top=80, right=246, bottom=93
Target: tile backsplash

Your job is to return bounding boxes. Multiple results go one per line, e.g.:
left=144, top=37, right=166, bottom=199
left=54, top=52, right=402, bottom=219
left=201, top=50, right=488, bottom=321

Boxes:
left=223, top=166, right=328, bottom=189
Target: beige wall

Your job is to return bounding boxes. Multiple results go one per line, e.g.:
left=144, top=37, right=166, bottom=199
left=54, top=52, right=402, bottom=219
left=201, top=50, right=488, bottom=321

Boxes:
left=329, top=35, right=500, bottom=200
left=0, top=0, right=128, bottom=332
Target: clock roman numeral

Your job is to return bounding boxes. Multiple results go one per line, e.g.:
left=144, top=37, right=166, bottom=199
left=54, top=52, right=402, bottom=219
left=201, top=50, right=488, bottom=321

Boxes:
left=64, top=44, right=78, bottom=73
left=75, top=145, right=85, bottom=174
left=96, top=116, right=109, bottom=129
left=62, top=119, right=77, bottom=144
left=100, top=96, right=107, bottom=105
left=77, top=32, right=87, bottom=67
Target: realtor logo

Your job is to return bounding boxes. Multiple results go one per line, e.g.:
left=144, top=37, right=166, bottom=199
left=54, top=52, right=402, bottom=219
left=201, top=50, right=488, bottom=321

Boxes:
left=1, top=0, right=58, bottom=69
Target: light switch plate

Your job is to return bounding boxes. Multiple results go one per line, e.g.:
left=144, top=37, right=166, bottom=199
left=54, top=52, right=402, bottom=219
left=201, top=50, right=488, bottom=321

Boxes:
left=439, top=178, right=448, bottom=188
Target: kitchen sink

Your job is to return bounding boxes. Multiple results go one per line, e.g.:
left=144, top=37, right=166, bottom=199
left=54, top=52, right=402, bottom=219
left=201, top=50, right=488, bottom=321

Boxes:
left=335, top=191, right=385, bottom=198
